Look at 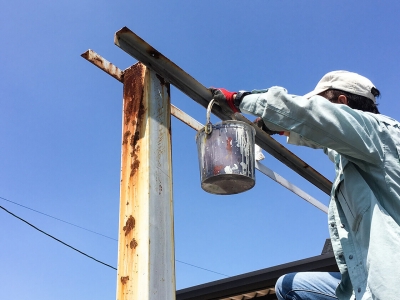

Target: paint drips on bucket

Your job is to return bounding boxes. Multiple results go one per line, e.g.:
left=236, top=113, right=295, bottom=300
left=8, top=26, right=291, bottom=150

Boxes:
left=195, top=120, right=256, bottom=195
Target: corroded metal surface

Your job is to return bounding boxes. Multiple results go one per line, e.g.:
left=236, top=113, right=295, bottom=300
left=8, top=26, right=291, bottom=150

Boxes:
left=116, top=63, right=175, bottom=300
left=81, top=49, right=124, bottom=82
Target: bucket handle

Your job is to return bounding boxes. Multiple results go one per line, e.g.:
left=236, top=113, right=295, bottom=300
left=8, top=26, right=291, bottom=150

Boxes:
left=204, top=99, right=215, bottom=135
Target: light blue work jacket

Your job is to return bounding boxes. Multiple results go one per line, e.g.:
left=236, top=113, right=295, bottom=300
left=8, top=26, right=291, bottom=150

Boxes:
left=240, top=86, right=400, bottom=300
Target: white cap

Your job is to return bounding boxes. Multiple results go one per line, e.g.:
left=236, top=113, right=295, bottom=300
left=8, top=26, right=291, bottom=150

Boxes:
left=304, top=70, right=377, bottom=103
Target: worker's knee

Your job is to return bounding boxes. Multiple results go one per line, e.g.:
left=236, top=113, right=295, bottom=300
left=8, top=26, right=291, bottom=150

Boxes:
left=275, top=274, right=286, bottom=300
left=275, top=273, right=298, bottom=300
left=275, top=272, right=340, bottom=300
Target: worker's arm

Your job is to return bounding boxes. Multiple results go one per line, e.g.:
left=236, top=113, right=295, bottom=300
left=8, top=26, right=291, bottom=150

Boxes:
left=238, top=86, right=384, bottom=164
left=210, top=87, right=283, bottom=135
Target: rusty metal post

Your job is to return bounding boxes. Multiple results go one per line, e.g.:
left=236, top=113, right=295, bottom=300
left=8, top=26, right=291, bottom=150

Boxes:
left=117, top=62, right=175, bottom=299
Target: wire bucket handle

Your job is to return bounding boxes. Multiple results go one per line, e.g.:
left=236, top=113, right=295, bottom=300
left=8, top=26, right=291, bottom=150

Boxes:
left=204, top=99, right=215, bottom=135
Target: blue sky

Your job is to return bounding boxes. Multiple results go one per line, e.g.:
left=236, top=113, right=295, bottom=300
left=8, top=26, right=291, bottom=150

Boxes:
left=1, top=1, right=400, bottom=299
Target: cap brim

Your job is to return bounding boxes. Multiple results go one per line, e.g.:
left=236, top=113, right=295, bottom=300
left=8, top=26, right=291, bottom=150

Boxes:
left=303, top=87, right=329, bottom=99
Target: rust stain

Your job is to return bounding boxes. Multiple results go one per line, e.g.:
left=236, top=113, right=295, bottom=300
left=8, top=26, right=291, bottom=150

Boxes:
left=138, top=101, right=145, bottom=122
left=122, top=130, right=131, bottom=145
left=130, top=131, right=140, bottom=148
left=123, top=64, right=146, bottom=126
left=130, top=160, right=140, bottom=177
left=93, top=55, right=103, bottom=65
left=124, top=97, right=135, bottom=126
left=130, top=238, right=138, bottom=249
left=120, top=276, right=129, bottom=285
left=148, top=49, right=161, bottom=59
left=122, top=65, right=149, bottom=181
left=156, top=74, right=166, bottom=86
left=123, top=215, right=135, bottom=236
left=81, top=50, right=90, bottom=59
left=130, top=133, right=140, bottom=158
left=131, top=150, right=139, bottom=159
left=213, top=165, right=224, bottom=175
left=129, top=126, right=141, bottom=177
left=226, top=137, right=233, bottom=151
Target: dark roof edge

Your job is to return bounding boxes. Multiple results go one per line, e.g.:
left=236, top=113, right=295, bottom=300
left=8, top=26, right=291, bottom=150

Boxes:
left=176, top=253, right=338, bottom=300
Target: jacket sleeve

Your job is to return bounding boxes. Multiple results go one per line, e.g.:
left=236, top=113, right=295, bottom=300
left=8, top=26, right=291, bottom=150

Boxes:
left=287, top=132, right=324, bottom=149
left=239, top=86, right=384, bottom=164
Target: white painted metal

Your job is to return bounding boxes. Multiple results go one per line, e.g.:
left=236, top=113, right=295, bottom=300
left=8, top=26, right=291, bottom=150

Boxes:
left=146, top=68, right=176, bottom=300
left=171, top=105, right=203, bottom=131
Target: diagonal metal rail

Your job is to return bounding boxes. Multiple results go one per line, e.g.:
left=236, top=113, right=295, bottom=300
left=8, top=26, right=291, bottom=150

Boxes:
left=114, top=27, right=333, bottom=195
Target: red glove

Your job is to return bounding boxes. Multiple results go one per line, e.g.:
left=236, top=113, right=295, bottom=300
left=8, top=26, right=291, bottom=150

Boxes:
left=209, top=88, right=239, bottom=113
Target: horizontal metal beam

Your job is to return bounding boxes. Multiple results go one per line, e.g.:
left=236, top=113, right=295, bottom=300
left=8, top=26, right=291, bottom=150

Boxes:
left=81, top=49, right=124, bottom=82
left=113, top=27, right=333, bottom=195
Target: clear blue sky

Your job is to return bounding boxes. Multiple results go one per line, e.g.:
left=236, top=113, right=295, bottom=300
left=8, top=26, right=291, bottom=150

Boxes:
left=1, top=1, right=400, bottom=299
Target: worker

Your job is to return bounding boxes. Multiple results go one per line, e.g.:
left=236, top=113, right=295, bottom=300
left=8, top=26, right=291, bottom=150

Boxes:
left=211, top=70, right=400, bottom=300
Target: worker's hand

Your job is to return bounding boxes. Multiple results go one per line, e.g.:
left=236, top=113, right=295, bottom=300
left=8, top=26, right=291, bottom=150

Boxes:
left=253, top=117, right=286, bottom=136
left=209, top=88, right=239, bottom=113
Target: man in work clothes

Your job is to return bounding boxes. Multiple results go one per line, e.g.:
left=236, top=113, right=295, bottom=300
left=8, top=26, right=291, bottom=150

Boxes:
left=211, top=70, right=400, bottom=299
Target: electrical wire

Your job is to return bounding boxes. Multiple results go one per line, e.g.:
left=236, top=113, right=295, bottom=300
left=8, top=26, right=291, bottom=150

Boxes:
left=0, top=196, right=229, bottom=277
left=0, top=204, right=117, bottom=270
left=0, top=196, right=117, bottom=241
left=175, top=260, right=229, bottom=277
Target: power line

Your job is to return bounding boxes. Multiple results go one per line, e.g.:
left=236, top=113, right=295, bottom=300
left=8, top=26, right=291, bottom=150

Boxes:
left=0, top=196, right=117, bottom=241
left=175, top=260, right=229, bottom=277
left=0, top=204, right=117, bottom=270
left=0, top=196, right=229, bottom=277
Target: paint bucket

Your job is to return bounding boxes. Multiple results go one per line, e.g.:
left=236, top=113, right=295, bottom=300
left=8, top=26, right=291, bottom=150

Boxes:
left=195, top=100, right=256, bottom=195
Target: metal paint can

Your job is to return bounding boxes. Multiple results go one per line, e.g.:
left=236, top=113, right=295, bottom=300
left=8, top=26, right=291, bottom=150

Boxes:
left=195, top=120, right=256, bottom=195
